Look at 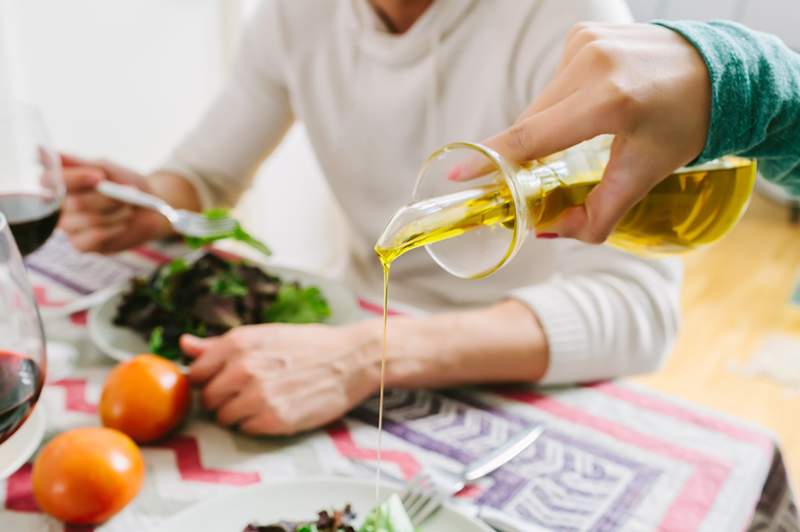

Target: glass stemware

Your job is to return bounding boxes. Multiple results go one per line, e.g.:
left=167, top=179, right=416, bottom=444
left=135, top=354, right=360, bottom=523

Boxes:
left=0, top=211, right=47, bottom=478
left=0, top=102, right=63, bottom=256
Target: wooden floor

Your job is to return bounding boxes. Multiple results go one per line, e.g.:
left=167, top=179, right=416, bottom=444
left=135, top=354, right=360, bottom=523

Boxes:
left=632, top=193, right=800, bottom=483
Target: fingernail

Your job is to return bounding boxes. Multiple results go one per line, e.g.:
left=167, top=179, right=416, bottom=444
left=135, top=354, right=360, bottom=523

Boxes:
left=447, top=164, right=462, bottom=181
left=536, top=232, right=559, bottom=239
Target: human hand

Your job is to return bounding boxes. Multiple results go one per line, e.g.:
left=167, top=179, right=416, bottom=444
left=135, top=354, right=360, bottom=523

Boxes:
left=181, top=323, right=380, bottom=436
left=58, top=154, right=172, bottom=252
left=470, top=23, right=712, bottom=243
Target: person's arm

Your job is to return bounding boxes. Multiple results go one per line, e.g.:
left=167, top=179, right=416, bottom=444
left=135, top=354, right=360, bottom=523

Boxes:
left=654, top=20, right=800, bottom=195
left=59, top=1, right=293, bottom=252
left=379, top=244, right=680, bottom=387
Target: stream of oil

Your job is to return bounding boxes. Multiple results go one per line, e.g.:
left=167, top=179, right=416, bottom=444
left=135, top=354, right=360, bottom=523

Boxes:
left=375, top=262, right=390, bottom=502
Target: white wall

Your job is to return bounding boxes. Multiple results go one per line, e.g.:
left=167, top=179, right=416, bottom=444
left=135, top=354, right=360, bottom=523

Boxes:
left=628, top=0, right=800, bottom=50
left=14, top=0, right=226, bottom=170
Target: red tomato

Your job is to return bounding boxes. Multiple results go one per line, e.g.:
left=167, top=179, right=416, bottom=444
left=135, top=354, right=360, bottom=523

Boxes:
left=32, top=427, right=145, bottom=524
left=100, top=354, right=190, bottom=443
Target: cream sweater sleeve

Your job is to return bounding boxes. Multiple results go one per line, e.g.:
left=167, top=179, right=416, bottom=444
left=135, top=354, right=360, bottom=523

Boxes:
left=512, top=243, right=682, bottom=385
left=159, top=1, right=293, bottom=208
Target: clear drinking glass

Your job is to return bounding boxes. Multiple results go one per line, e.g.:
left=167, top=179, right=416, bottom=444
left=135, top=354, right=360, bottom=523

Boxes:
left=0, top=102, right=64, bottom=256
left=0, top=211, right=47, bottom=478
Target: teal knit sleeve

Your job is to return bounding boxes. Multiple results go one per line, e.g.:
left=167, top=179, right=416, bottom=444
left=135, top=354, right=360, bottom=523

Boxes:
left=653, top=20, right=800, bottom=197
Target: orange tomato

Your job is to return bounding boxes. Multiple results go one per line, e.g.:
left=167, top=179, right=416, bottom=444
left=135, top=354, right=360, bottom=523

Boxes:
left=32, top=427, right=144, bottom=524
left=100, top=354, right=190, bottom=443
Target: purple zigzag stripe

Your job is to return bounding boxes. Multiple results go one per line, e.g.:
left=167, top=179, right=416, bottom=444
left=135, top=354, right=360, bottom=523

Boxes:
left=352, top=389, right=662, bottom=531
left=25, top=262, right=93, bottom=295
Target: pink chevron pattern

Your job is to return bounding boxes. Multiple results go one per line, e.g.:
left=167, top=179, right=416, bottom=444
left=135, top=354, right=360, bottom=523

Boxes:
left=152, top=436, right=261, bottom=486
left=50, top=379, right=98, bottom=414
left=4, top=464, right=37, bottom=513
left=500, top=389, right=732, bottom=532
left=586, top=381, right=774, bottom=454
left=326, top=423, right=420, bottom=480
left=32, top=286, right=67, bottom=309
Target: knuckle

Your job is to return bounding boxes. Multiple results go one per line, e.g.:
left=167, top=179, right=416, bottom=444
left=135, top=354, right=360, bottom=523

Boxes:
left=584, top=40, right=615, bottom=65
left=225, top=328, right=250, bottom=352
left=201, top=387, right=217, bottom=410
left=572, top=22, right=603, bottom=43
left=603, top=80, right=642, bottom=129
left=506, top=124, right=533, bottom=156
left=234, top=359, right=257, bottom=382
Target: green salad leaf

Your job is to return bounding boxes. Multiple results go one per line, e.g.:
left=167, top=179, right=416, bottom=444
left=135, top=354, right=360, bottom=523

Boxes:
left=359, top=494, right=416, bottom=532
left=184, top=208, right=272, bottom=257
left=148, top=326, right=183, bottom=361
left=263, top=285, right=332, bottom=324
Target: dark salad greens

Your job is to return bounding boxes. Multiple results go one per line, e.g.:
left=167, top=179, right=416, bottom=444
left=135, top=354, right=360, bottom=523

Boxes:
left=244, top=506, right=356, bottom=532
left=113, top=252, right=331, bottom=361
left=243, top=496, right=415, bottom=532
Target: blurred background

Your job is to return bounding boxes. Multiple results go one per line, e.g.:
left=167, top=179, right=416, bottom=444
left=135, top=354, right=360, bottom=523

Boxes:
left=1, top=0, right=798, bottom=273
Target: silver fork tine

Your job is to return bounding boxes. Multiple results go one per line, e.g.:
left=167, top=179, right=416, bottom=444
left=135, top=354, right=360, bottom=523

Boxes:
left=186, top=214, right=236, bottom=228
left=405, top=479, right=435, bottom=518
left=411, top=492, right=446, bottom=527
left=399, top=472, right=426, bottom=505
left=401, top=481, right=429, bottom=512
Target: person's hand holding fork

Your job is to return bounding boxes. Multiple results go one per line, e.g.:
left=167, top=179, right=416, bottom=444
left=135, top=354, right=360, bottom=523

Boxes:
left=58, top=154, right=202, bottom=252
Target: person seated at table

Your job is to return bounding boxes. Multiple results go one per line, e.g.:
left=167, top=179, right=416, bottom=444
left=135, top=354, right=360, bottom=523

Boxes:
left=476, top=20, right=800, bottom=243
left=58, top=0, right=681, bottom=435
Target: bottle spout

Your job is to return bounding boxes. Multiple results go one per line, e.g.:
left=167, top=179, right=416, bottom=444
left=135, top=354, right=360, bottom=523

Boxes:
left=375, top=187, right=500, bottom=265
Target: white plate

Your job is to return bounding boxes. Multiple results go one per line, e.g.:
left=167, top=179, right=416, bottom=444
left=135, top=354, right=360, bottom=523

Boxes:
left=154, top=476, right=492, bottom=532
left=88, top=263, right=366, bottom=362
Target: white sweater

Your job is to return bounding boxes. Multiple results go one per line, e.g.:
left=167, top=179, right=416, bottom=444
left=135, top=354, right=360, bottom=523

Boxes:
left=162, top=0, right=682, bottom=384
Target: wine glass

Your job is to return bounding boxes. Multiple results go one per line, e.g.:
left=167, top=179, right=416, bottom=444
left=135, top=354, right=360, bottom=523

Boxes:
left=0, top=211, right=47, bottom=478
left=0, top=102, right=64, bottom=256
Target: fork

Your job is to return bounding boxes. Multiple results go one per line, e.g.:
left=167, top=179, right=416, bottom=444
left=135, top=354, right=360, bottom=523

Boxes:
left=400, top=424, right=544, bottom=527
left=96, top=181, right=237, bottom=238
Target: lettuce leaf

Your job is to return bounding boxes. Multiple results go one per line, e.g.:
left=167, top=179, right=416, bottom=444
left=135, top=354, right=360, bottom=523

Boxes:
left=184, top=208, right=271, bottom=257
left=359, top=494, right=416, bottom=532
left=263, top=285, right=331, bottom=324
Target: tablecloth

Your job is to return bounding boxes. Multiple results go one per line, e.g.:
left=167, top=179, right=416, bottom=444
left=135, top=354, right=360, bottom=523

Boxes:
left=1, top=235, right=797, bottom=531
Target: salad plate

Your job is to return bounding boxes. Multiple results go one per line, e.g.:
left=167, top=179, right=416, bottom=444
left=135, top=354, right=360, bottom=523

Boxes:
left=88, top=255, right=366, bottom=363
left=153, top=476, right=492, bottom=532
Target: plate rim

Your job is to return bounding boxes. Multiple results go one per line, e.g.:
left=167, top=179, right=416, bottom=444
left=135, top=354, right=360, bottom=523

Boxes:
left=153, top=475, right=493, bottom=532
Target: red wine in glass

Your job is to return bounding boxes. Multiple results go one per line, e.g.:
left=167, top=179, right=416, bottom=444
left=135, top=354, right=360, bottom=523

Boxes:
left=0, top=350, right=44, bottom=444
left=0, top=193, right=61, bottom=257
